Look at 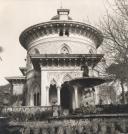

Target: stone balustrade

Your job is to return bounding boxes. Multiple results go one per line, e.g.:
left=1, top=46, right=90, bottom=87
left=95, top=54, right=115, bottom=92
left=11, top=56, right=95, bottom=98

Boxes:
left=0, top=106, right=59, bottom=122
left=1, top=106, right=53, bottom=114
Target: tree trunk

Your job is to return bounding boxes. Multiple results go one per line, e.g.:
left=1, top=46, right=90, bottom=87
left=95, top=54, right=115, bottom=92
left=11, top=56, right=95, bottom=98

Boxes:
left=120, top=81, right=126, bottom=104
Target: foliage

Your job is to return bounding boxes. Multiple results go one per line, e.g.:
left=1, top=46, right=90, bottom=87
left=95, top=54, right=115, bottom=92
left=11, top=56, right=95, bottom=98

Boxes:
left=75, top=104, right=128, bottom=115
left=106, top=63, right=128, bottom=82
left=0, top=84, right=11, bottom=106
left=76, top=105, right=97, bottom=114
left=10, top=94, right=24, bottom=106
left=98, top=84, right=117, bottom=104
left=99, top=0, right=128, bottom=103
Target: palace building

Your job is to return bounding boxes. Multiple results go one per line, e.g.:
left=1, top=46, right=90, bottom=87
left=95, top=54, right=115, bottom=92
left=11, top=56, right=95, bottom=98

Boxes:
left=6, top=8, right=105, bottom=111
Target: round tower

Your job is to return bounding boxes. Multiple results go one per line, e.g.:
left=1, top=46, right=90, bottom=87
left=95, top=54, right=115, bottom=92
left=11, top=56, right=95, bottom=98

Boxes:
left=19, top=9, right=103, bottom=109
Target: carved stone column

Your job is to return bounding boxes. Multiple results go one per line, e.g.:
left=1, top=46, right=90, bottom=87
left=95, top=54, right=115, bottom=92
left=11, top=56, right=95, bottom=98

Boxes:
left=40, top=65, right=48, bottom=106
left=46, top=86, right=49, bottom=106
left=74, top=86, right=78, bottom=108
left=57, top=86, right=61, bottom=105
left=89, top=66, right=93, bottom=77
left=30, top=93, right=34, bottom=106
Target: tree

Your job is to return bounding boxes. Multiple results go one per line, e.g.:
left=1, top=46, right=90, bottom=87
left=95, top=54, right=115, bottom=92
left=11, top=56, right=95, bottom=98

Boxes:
left=98, top=83, right=117, bottom=104
left=0, top=84, right=11, bottom=106
left=99, top=0, right=128, bottom=103
left=106, top=63, right=128, bottom=103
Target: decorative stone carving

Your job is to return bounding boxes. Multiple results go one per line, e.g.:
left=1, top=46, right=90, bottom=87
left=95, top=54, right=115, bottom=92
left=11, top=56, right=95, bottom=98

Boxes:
left=60, top=46, right=70, bottom=54
left=60, top=43, right=71, bottom=54
left=47, top=71, right=82, bottom=86
left=62, top=74, right=72, bottom=83
left=50, top=79, right=57, bottom=86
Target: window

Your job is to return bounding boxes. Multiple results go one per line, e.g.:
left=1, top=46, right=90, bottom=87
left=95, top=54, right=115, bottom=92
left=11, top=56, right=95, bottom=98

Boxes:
left=33, top=92, right=40, bottom=106
left=59, top=29, right=63, bottom=36
left=34, top=93, right=36, bottom=106
left=59, top=29, right=69, bottom=36
left=49, top=79, right=57, bottom=105
left=37, top=93, right=40, bottom=106
left=65, top=29, right=69, bottom=36
left=32, top=83, right=40, bottom=106
left=49, top=85, right=57, bottom=105
left=60, top=46, right=70, bottom=54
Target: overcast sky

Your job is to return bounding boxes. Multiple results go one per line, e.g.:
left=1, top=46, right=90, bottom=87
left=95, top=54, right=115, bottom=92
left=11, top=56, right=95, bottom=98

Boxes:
left=0, top=0, right=114, bottom=84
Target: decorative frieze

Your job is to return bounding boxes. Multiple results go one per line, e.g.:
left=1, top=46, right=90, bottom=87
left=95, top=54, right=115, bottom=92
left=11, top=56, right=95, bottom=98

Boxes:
left=19, top=21, right=103, bottom=50
left=31, top=54, right=103, bottom=69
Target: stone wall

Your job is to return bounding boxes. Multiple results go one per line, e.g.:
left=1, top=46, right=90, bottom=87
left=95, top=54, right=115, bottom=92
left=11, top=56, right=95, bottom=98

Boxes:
left=5, top=114, right=128, bottom=134
left=28, top=36, right=95, bottom=54
left=12, top=83, right=24, bottom=95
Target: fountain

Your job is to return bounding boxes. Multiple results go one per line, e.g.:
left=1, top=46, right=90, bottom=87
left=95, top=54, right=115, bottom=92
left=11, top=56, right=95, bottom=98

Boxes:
left=66, top=76, right=107, bottom=89
left=66, top=65, right=108, bottom=89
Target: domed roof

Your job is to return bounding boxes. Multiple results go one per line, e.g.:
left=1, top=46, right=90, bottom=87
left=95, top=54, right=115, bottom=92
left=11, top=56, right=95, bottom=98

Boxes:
left=19, top=8, right=103, bottom=49
left=51, top=8, right=72, bottom=20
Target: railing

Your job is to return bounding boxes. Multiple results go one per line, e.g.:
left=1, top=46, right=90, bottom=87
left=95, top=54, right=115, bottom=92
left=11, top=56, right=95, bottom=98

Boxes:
left=96, top=104, right=128, bottom=114
left=74, top=104, right=128, bottom=115
left=0, top=106, right=61, bottom=121
left=1, top=104, right=128, bottom=121
left=1, top=106, right=53, bottom=114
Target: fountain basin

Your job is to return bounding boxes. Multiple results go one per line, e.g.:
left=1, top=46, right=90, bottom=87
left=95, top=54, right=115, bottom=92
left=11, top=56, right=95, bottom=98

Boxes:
left=66, top=77, right=109, bottom=88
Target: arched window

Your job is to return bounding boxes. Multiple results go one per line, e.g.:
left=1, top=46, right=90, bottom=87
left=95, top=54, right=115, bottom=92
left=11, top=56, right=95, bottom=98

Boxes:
left=60, top=44, right=71, bottom=55
left=34, top=94, right=37, bottom=106
left=49, top=85, right=57, bottom=105
left=37, top=93, right=40, bottom=106
left=33, top=92, right=40, bottom=106
left=50, top=79, right=57, bottom=86
left=59, top=29, right=63, bottom=36
left=65, top=29, right=69, bottom=36
left=32, top=83, right=40, bottom=106
left=49, top=79, right=57, bottom=105
left=59, top=28, right=69, bottom=36
left=61, top=46, right=69, bottom=54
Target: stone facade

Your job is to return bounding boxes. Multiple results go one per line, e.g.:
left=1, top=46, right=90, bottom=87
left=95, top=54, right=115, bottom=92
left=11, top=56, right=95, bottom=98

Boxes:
left=7, top=8, right=104, bottom=111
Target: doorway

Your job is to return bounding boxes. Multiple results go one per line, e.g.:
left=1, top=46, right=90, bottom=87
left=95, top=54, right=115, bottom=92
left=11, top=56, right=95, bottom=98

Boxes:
left=60, top=85, right=73, bottom=110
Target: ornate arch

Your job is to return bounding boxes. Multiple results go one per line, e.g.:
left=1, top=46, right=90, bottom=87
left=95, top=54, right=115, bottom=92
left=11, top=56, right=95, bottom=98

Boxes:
left=49, top=79, right=57, bottom=105
left=31, top=82, right=40, bottom=93
left=50, top=78, right=57, bottom=86
left=31, top=82, right=41, bottom=106
left=62, top=74, right=72, bottom=83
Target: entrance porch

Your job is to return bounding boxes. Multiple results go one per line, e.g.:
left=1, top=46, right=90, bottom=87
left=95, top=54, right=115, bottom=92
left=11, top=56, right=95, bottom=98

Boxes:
left=48, top=83, right=79, bottom=112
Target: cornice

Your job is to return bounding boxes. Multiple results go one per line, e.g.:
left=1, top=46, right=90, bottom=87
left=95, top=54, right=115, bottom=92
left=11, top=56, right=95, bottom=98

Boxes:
left=30, top=54, right=104, bottom=69
left=19, top=20, right=103, bottom=50
left=5, top=76, right=26, bottom=84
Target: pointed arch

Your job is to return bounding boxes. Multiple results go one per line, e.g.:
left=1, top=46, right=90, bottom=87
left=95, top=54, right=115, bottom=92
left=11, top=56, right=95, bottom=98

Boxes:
left=31, top=82, right=41, bottom=106
left=60, top=43, right=71, bottom=54
left=49, top=79, right=57, bottom=105
left=49, top=84, right=57, bottom=105
left=31, top=82, right=40, bottom=93
left=50, top=78, right=57, bottom=86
